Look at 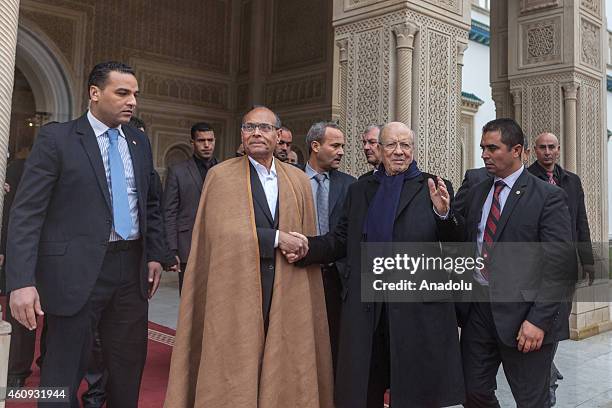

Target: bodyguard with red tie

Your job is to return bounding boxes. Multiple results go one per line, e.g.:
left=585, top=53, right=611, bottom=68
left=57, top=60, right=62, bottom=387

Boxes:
left=457, top=119, right=577, bottom=408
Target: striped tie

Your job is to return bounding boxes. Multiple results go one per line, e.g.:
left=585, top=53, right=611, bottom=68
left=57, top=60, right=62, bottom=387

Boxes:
left=546, top=171, right=556, bottom=185
left=481, top=180, right=505, bottom=280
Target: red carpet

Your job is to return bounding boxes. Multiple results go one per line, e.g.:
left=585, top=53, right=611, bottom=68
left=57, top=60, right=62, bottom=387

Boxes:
left=3, top=313, right=174, bottom=408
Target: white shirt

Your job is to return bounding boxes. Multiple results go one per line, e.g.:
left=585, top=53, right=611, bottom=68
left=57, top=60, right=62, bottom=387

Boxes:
left=475, top=165, right=524, bottom=285
left=248, top=156, right=279, bottom=247
left=87, top=111, right=140, bottom=241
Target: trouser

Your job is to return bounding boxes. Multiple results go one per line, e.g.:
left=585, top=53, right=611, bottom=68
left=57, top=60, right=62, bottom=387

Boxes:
left=461, top=301, right=553, bottom=408
left=40, top=241, right=148, bottom=407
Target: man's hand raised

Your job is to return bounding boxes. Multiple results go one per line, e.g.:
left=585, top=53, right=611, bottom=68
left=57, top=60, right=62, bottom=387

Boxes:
left=428, top=176, right=450, bottom=217
left=279, top=231, right=308, bottom=263
left=9, top=286, right=44, bottom=330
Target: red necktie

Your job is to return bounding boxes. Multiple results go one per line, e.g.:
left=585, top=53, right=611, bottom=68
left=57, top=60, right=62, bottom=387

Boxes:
left=546, top=171, right=556, bottom=185
left=481, top=180, right=505, bottom=280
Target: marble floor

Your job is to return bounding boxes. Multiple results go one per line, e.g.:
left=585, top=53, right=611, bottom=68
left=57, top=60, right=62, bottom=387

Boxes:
left=149, top=272, right=612, bottom=407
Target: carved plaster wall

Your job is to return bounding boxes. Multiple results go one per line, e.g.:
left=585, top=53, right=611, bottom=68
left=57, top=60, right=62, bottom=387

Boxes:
left=334, top=4, right=470, bottom=186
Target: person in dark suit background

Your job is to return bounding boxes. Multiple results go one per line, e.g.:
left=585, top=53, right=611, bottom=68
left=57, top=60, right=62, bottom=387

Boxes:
left=1, top=137, right=34, bottom=388
left=459, top=119, right=576, bottom=407
left=528, top=131, right=594, bottom=406
left=299, top=121, right=355, bottom=373
left=358, top=124, right=382, bottom=180
left=6, top=61, right=165, bottom=407
left=289, top=122, right=465, bottom=408
left=163, top=122, right=217, bottom=293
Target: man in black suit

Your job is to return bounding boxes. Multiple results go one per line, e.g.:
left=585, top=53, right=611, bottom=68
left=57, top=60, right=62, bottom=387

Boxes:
left=288, top=122, right=465, bottom=408
left=454, top=167, right=490, bottom=216
left=459, top=119, right=576, bottom=407
left=6, top=61, right=165, bottom=407
left=164, top=122, right=217, bottom=293
left=300, top=121, right=355, bottom=372
left=528, top=131, right=594, bottom=405
left=358, top=124, right=382, bottom=180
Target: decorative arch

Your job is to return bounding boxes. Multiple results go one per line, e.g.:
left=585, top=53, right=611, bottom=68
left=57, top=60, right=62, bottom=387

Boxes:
left=163, top=143, right=192, bottom=169
left=15, top=20, right=76, bottom=123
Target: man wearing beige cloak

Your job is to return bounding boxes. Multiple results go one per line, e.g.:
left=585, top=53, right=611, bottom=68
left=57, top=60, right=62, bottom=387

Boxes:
left=165, top=106, right=334, bottom=408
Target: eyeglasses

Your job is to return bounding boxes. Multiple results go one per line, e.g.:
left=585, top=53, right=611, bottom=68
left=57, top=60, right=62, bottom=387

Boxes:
left=241, top=122, right=278, bottom=134
left=382, top=141, right=413, bottom=152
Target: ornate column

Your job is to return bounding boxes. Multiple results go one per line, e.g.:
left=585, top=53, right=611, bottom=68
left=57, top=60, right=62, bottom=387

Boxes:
left=0, top=0, right=20, bottom=403
left=332, top=0, right=470, bottom=180
left=510, top=89, right=522, bottom=127
left=562, top=81, right=579, bottom=173
left=392, top=22, right=419, bottom=128
left=337, top=39, right=349, bottom=132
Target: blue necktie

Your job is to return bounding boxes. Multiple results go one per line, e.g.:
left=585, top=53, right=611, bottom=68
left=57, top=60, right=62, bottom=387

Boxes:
left=107, top=129, right=132, bottom=239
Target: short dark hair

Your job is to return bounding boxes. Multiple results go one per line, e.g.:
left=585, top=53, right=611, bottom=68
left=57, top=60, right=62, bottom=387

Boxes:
left=305, top=121, right=339, bottom=154
left=191, top=122, right=214, bottom=140
left=482, top=118, right=524, bottom=150
left=128, top=116, right=146, bottom=131
left=87, top=61, right=136, bottom=91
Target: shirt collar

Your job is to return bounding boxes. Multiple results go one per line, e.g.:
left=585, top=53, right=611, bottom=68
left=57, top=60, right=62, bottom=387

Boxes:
left=494, top=165, right=524, bottom=190
left=248, top=155, right=277, bottom=177
left=305, top=162, right=328, bottom=180
left=87, top=110, right=125, bottom=139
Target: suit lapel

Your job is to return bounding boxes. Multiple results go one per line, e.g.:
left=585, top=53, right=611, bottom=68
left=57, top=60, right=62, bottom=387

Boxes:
left=249, top=163, right=274, bottom=225
left=493, top=170, right=529, bottom=241
left=471, top=178, right=493, bottom=241
left=124, top=128, right=146, bottom=218
left=394, top=176, right=423, bottom=221
left=77, top=116, right=112, bottom=212
left=328, top=170, right=341, bottom=218
left=186, top=159, right=204, bottom=194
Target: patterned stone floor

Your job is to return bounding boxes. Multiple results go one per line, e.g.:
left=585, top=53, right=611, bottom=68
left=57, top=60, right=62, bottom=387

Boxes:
left=150, top=272, right=612, bottom=407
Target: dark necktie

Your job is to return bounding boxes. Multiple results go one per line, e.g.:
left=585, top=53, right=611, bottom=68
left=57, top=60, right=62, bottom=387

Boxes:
left=546, top=171, right=556, bottom=185
left=107, top=129, right=132, bottom=239
left=314, top=173, right=329, bottom=235
left=481, top=180, right=506, bottom=281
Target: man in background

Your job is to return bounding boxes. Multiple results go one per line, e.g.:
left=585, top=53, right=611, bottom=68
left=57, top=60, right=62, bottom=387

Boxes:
left=300, top=121, right=355, bottom=372
left=164, top=122, right=217, bottom=293
left=528, top=131, right=594, bottom=406
left=274, top=125, right=293, bottom=162
left=359, top=124, right=381, bottom=179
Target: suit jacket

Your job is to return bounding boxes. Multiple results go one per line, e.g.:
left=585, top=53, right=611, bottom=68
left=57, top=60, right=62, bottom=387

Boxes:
left=249, top=162, right=279, bottom=324
left=460, top=169, right=576, bottom=345
left=302, top=172, right=464, bottom=408
left=163, top=157, right=216, bottom=263
left=5, top=115, right=165, bottom=316
left=527, top=162, right=594, bottom=266
left=454, top=167, right=491, bottom=216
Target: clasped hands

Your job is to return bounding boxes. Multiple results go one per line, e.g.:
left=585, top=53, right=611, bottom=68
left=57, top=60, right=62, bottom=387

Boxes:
left=278, top=231, right=309, bottom=263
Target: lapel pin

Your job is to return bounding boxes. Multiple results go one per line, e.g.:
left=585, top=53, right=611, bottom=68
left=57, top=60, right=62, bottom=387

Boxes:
left=132, top=140, right=137, bottom=145
left=516, top=190, right=521, bottom=195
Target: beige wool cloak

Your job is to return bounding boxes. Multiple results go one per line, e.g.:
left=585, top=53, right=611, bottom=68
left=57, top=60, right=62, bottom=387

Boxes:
left=164, top=156, right=334, bottom=408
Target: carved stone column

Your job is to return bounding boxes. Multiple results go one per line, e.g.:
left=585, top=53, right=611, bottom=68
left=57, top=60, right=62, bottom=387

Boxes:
left=0, top=0, right=19, bottom=403
left=332, top=0, right=471, bottom=182
left=337, top=39, right=349, bottom=132
left=498, top=0, right=610, bottom=338
left=510, top=89, right=522, bottom=127
left=392, top=22, right=419, bottom=128
left=562, top=81, right=579, bottom=173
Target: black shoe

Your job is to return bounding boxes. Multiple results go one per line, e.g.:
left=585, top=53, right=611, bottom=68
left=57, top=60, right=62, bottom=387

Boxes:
left=6, top=376, right=25, bottom=388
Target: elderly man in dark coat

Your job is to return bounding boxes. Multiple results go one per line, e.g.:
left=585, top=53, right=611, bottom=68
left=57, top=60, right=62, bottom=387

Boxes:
left=288, top=122, right=465, bottom=408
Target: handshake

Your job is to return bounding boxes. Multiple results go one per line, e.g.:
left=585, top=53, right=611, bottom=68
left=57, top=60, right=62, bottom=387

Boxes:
left=278, top=231, right=309, bottom=263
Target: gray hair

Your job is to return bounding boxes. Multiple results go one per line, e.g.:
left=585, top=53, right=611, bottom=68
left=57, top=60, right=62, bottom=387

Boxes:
left=305, top=121, right=339, bottom=154
left=362, top=124, right=383, bottom=137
